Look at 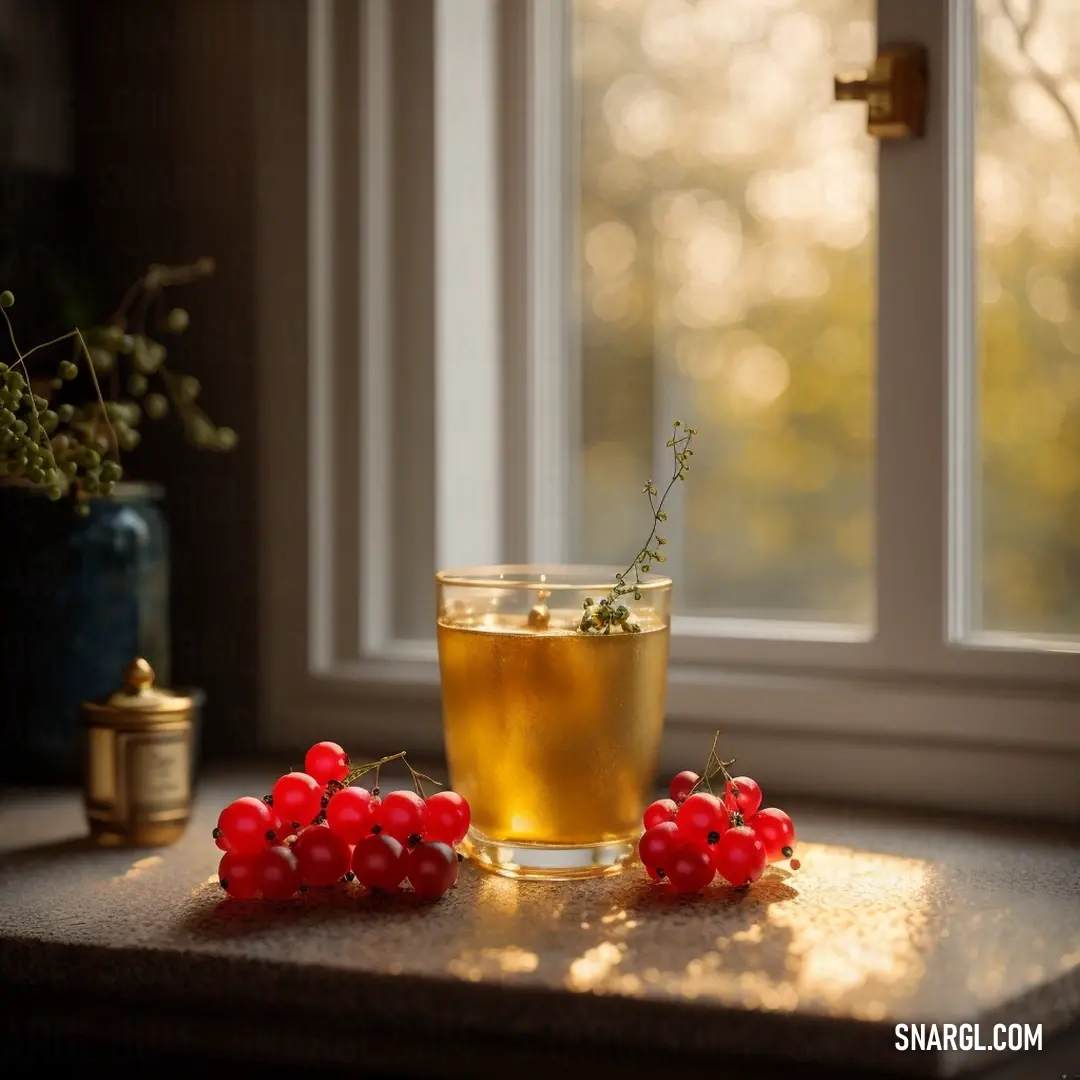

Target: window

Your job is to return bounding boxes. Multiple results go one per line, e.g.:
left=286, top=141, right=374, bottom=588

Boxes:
left=975, top=0, right=1080, bottom=641
left=257, top=0, right=1080, bottom=821
left=576, top=0, right=877, bottom=630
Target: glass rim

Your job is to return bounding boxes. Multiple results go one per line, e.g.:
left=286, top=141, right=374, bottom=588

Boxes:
left=434, top=563, right=673, bottom=592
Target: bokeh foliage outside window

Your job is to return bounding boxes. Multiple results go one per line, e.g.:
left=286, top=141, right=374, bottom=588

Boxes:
left=574, top=0, right=1080, bottom=638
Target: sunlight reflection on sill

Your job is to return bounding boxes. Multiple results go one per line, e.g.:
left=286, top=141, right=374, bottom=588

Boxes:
left=559, top=843, right=935, bottom=1019
left=447, top=945, right=540, bottom=983
left=567, top=941, right=627, bottom=992
left=476, top=873, right=521, bottom=915
left=766, top=845, right=931, bottom=1020
left=113, top=855, right=163, bottom=883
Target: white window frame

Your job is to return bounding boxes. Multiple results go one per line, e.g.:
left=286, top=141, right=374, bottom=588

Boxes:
left=256, top=0, right=1080, bottom=821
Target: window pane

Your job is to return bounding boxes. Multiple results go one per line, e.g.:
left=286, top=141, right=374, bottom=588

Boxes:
left=573, top=0, right=876, bottom=624
left=977, top=0, right=1080, bottom=638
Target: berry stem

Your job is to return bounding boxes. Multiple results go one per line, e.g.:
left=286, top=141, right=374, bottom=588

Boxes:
left=11, top=328, right=82, bottom=366
left=688, top=730, right=738, bottom=800
left=343, top=749, right=444, bottom=799
left=404, top=756, right=443, bottom=799
left=701, top=730, right=720, bottom=796
left=343, top=750, right=407, bottom=787
left=107, top=258, right=213, bottom=327
left=75, top=327, right=120, bottom=459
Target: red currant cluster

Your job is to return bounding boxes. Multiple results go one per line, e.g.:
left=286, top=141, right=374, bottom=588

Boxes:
left=639, top=738, right=798, bottom=895
left=213, top=743, right=471, bottom=901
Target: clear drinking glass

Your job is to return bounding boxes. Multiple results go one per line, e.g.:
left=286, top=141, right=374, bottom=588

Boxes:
left=436, top=565, right=671, bottom=880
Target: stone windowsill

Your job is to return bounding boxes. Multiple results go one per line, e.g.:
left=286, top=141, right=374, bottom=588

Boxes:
left=1, top=764, right=1079, bottom=1078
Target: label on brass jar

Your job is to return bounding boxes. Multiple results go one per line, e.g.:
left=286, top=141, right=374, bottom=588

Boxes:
left=122, top=731, right=190, bottom=813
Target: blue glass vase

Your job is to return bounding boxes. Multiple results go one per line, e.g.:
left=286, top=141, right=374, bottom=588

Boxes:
left=0, top=482, right=170, bottom=783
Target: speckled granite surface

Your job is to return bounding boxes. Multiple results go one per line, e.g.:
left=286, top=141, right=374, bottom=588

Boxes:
left=1, top=770, right=1078, bottom=1078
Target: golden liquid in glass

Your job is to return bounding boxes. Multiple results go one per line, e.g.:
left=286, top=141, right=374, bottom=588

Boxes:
left=437, top=611, right=669, bottom=846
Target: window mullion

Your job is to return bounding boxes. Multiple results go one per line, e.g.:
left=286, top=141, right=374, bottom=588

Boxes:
left=434, top=0, right=502, bottom=570
left=499, top=0, right=574, bottom=566
left=525, top=0, right=574, bottom=564
left=307, top=0, right=335, bottom=671
left=874, top=0, right=949, bottom=670
left=359, top=0, right=394, bottom=655
left=946, top=0, right=978, bottom=644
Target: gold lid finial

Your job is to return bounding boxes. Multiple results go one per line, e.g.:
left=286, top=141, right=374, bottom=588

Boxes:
left=86, top=656, right=198, bottom=713
left=123, top=657, right=155, bottom=693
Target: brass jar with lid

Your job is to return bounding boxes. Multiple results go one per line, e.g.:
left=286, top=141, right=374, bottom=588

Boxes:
left=82, top=658, right=204, bottom=846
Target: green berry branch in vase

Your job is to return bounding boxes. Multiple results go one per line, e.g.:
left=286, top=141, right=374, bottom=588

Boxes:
left=0, top=258, right=236, bottom=514
left=578, top=419, right=696, bottom=634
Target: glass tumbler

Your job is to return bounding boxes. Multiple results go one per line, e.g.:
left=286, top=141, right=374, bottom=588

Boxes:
left=436, top=565, right=671, bottom=879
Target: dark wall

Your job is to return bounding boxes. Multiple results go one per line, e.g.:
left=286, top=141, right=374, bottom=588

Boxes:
left=0, top=0, right=84, bottom=342
left=73, top=0, right=259, bottom=758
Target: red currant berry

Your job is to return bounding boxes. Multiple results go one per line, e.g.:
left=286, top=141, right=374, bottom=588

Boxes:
left=213, top=828, right=230, bottom=852
left=422, top=790, right=471, bottom=845
left=218, top=851, right=259, bottom=899
left=675, top=792, right=728, bottom=846
left=746, top=807, right=796, bottom=863
left=325, top=786, right=375, bottom=844
left=406, top=841, right=459, bottom=898
left=723, top=775, right=762, bottom=817
left=665, top=842, right=715, bottom=894
left=269, top=813, right=289, bottom=842
left=712, top=825, right=767, bottom=886
left=217, top=797, right=274, bottom=855
left=292, top=824, right=352, bottom=887
left=668, top=770, right=699, bottom=804
left=352, top=833, right=407, bottom=891
left=304, top=741, right=349, bottom=786
left=271, top=772, right=324, bottom=829
left=642, top=798, right=678, bottom=830
left=373, top=789, right=426, bottom=843
left=254, top=845, right=302, bottom=899
left=638, top=820, right=680, bottom=870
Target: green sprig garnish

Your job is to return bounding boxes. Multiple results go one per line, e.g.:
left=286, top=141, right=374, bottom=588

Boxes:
left=579, top=420, right=696, bottom=634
